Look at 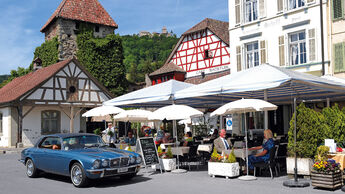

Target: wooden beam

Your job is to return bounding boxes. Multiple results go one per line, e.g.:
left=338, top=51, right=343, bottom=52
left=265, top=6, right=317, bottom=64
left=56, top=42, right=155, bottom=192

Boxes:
left=23, top=106, right=35, bottom=118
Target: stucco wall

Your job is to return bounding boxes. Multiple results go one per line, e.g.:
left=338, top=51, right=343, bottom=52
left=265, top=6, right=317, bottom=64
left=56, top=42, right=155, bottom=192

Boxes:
left=0, top=107, right=11, bottom=147
left=22, top=106, right=82, bottom=147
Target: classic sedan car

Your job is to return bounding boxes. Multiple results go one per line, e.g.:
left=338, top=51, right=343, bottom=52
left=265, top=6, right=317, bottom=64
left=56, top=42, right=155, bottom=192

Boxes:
left=19, top=133, right=142, bottom=187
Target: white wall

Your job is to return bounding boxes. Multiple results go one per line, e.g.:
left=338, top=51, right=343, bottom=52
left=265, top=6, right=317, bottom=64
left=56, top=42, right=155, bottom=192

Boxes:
left=0, top=107, right=11, bottom=147
left=229, top=0, right=329, bottom=75
left=22, top=106, right=81, bottom=147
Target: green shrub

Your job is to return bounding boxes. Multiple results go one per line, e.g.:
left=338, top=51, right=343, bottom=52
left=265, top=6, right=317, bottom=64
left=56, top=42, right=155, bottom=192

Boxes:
left=93, top=128, right=102, bottom=136
left=226, top=149, right=237, bottom=163
left=314, top=145, right=330, bottom=162
left=165, top=146, right=173, bottom=159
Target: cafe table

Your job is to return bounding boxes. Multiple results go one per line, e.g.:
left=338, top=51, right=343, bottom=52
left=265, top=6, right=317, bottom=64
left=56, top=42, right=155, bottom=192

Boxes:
left=328, top=152, right=345, bottom=170
left=223, top=149, right=257, bottom=160
left=160, top=143, right=176, bottom=150
left=171, top=146, right=190, bottom=156
left=197, top=144, right=213, bottom=153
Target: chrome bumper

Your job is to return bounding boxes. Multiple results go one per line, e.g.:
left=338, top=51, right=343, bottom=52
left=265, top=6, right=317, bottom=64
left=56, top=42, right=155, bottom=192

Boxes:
left=87, top=164, right=141, bottom=178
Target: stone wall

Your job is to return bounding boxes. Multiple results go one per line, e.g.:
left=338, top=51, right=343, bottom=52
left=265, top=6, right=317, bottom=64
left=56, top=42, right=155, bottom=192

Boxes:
left=44, top=18, right=115, bottom=61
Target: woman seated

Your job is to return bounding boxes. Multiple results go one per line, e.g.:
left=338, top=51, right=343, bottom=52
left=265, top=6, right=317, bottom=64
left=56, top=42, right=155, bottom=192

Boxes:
left=247, top=129, right=275, bottom=171
left=182, top=131, right=193, bottom=146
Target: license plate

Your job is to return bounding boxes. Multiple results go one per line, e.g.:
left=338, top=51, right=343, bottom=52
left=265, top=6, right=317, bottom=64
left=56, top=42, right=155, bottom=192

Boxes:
left=118, top=168, right=128, bottom=173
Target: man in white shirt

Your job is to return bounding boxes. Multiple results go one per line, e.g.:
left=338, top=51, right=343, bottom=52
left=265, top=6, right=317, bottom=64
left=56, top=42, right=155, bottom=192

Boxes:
left=214, top=129, right=232, bottom=154
left=102, top=123, right=117, bottom=144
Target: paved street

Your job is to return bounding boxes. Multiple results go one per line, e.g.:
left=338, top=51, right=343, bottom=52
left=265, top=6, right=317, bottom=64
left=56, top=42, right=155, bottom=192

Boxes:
left=0, top=153, right=343, bottom=194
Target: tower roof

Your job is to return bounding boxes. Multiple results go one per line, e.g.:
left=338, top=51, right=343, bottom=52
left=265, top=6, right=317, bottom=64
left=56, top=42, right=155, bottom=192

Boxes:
left=41, top=0, right=118, bottom=32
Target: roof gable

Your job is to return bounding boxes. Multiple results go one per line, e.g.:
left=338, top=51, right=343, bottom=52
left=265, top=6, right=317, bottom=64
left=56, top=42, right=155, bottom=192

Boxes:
left=149, top=62, right=186, bottom=77
left=0, top=58, right=113, bottom=105
left=41, top=0, right=118, bottom=32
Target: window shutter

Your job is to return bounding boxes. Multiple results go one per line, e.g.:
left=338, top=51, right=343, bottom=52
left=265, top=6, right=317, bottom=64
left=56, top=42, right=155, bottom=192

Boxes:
left=279, top=36, right=285, bottom=66
left=259, top=0, right=266, bottom=18
left=236, top=46, right=242, bottom=71
left=260, top=40, right=267, bottom=64
left=308, top=29, right=316, bottom=62
left=332, top=0, right=344, bottom=20
left=333, top=43, right=344, bottom=73
left=235, top=0, right=241, bottom=25
left=277, top=0, right=284, bottom=12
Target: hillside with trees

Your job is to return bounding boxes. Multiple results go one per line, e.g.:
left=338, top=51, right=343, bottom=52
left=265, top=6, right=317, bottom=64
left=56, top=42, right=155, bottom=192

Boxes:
left=122, top=34, right=179, bottom=83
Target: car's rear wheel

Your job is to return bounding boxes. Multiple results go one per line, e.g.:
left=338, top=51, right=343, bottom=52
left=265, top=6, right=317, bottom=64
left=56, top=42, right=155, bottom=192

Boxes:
left=26, top=158, right=39, bottom=178
left=70, top=163, right=89, bottom=187
left=120, top=173, right=136, bottom=180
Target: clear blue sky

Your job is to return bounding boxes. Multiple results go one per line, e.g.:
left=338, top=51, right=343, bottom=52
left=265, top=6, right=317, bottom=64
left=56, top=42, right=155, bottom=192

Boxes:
left=0, top=0, right=228, bottom=75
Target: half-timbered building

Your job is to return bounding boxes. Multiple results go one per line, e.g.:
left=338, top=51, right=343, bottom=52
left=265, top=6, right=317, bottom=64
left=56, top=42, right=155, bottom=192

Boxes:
left=0, top=58, right=113, bottom=147
left=149, top=18, right=231, bottom=85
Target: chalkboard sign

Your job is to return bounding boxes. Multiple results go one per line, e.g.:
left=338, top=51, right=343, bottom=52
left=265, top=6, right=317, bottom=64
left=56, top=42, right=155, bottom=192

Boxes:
left=138, top=137, right=160, bottom=166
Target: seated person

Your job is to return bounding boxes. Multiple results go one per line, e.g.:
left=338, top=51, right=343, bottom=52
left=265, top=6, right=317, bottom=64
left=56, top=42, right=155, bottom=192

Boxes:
left=124, top=131, right=136, bottom=146
left=214, top=129, right=232, bottom=154
left=247, top=129, right=275, bottom=171
left=182, top=131, right=193, bottom=146
left=52, top=144, right=61, bottom=150
left=162, top=133, right=174, bottom=143
left=155, top=130, right=165, bottom=145
left=210, top=129, right=218, bottom=142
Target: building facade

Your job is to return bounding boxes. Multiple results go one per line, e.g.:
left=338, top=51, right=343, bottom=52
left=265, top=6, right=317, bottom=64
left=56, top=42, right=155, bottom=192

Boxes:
left=329, top=0, right=345, bottom=78
left=150, top=18, right=231, bottom=85
left=229, top=0, right=329, bottom=76
left=0, top=59, right=113, bottom=147
left=40, top=0, right=118, bottom=60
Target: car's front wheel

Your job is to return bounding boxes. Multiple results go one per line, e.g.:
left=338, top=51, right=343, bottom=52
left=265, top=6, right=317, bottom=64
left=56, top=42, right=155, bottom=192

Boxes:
left=26, top=158, right=39, bottom=178
left=70, top=163, right=89, bottom=187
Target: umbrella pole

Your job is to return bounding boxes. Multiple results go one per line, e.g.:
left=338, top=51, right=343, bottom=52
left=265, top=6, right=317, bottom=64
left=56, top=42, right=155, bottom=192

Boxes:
left=283, top=97, right=309, bottom=187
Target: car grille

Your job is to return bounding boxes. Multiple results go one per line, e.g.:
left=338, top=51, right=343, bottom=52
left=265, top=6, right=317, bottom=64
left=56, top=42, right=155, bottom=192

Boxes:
left=110, top=157, right=129, bottom=168
left=104, top=167, right=136, bottom=176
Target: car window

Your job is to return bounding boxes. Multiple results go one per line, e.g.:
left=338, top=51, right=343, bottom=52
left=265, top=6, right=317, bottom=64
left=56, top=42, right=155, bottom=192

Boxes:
left=63, top=135, right=105, bottom=150
left=39, top=137, right=62, bottom=150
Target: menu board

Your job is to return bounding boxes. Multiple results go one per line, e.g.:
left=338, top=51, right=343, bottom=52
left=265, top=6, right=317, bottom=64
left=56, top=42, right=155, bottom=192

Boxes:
left=138, top=137, right=160, bottom=166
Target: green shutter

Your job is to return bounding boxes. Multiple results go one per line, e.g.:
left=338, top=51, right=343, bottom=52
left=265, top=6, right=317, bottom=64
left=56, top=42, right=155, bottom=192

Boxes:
left=334, top=43, right=345, bottom=73
left=332, top=0, right=344, bottom=21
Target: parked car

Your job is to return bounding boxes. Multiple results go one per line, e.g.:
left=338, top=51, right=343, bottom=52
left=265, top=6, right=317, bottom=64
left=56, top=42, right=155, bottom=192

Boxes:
left=19, top=133, right=142, bottom=187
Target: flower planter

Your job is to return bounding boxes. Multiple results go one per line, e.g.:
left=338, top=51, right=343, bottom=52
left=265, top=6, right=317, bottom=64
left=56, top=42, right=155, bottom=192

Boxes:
left=311, top=170, right=343, bottom=190
left=208, top=162, right=240, bottom=179
left=152, top=158, right=176, bottom=172
left=286, top=157, right=313, bottom=175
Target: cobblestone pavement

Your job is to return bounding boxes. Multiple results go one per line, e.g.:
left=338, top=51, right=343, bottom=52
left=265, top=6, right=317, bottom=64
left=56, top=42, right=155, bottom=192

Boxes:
left=0, top=153, right=343, bottom=194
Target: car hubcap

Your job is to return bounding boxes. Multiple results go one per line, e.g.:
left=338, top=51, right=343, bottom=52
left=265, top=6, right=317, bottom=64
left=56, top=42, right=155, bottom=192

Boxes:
left=71, top=166, right=82, bottom=185
left=27, top=160, right=33, bottom=176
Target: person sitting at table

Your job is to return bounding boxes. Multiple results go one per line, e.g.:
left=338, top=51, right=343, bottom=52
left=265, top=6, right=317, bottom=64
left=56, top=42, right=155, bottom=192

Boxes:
left=214, top=129, right=232, bottom=154
left=182, top=131, right=193, bottom=146
left=247, top=129, right=275, bottom=172
left=210, top=128, right=218, bottom=143
left=162, top=132, right=174, bottom=143
left=124, top=131, right=136, bottom=146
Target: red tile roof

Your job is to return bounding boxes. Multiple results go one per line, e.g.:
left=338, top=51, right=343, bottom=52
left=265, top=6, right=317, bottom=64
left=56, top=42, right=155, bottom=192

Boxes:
left=0, top=59, right=72, bottom=104
left=183, top=18, right=229, bottom=45
left=41, top=0, right=118, bottom=32
left=149, top=62, right=186, bottom=77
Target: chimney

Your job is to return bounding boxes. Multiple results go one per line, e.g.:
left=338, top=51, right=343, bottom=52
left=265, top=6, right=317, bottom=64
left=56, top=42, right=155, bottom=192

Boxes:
left=33, top=57, right=42, bottom=71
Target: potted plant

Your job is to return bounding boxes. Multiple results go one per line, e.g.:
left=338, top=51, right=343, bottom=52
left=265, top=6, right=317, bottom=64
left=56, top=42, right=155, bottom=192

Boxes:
left=311, top=146, right=342, bottom=190
left=208, top=147, right=240, bottom=179
left=287, top=103, right=323, bottom=176
left=152, top=146, right=176, bottom=172
left=93, top=128, right=102, bottom=136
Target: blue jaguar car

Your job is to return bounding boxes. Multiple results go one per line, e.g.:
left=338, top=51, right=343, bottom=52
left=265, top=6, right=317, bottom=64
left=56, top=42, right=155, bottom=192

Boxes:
left=19, top=133, right=142, bottom=187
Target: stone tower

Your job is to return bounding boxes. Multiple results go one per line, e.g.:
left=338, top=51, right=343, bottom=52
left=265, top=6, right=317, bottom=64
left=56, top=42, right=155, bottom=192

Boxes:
left=40, top=0, right=118, bottom=61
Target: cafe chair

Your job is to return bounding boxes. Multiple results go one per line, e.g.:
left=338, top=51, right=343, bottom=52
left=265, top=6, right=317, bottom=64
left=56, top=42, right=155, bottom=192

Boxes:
left=186, top=145, right=201, bottom=171
left=253, top=146, right=278, bottom=179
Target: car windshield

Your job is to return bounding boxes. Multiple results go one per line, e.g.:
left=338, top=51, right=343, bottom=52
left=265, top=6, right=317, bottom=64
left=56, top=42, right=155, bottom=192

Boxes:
left=62, top=135, right=106, bottom=150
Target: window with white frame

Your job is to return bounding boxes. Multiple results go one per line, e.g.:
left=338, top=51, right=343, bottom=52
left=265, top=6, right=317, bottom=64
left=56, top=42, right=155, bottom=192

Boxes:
left=41, top=110, right=60, bottom=135
left=289, top=31, right=307, bottom=66
left=288, top=0, right=305, bottom=10
left=245, top=41, right=259, bottom=69
left=244, top=0, right=258, bottom=22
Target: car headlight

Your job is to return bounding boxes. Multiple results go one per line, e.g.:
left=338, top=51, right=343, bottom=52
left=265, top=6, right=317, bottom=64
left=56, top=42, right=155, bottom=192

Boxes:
left=93, top=159, right=101, bottom=169
left=130, top=156, right=136, bottom=164
left=102, top=159, right=109, bottom=168
left=136, top=155, right=142, bottom=164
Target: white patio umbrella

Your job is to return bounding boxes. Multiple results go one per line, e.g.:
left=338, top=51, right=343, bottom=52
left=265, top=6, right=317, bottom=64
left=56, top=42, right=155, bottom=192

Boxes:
left=82, top=106, right=124, bottom=117
left=113, top=109, right=159, bottom=138
left=211, top=99, right=277, bottom=181
left=150, top=104, right=203, bottom=173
